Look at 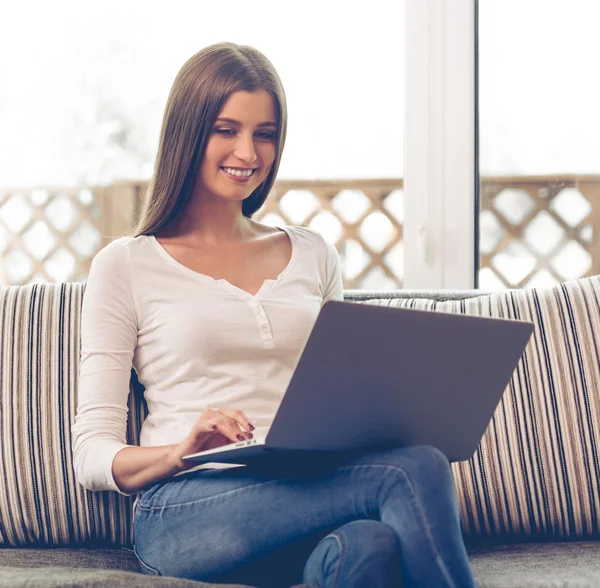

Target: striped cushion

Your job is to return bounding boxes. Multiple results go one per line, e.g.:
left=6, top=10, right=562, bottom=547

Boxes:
left=359, top=275, right=600, bottom=542
left=0, top=283, right=147, bottom=547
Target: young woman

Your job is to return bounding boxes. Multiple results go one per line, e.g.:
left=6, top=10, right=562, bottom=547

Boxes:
left=72, top=42, right=476, bottom=588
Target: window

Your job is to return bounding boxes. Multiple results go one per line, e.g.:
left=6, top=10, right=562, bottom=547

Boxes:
left=478, top=0, right=600, bottom=290
left=0, top=1, right=406, bottom=288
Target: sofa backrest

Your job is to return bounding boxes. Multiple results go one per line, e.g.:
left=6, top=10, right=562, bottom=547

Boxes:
left=0, top=283, right=148, bottom=547
left=2, top=279, right=600, bottom=547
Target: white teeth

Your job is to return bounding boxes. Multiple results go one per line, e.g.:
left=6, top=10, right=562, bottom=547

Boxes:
left=223, top=167, right=254, bottom=177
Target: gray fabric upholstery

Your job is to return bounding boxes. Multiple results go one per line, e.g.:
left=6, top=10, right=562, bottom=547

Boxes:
left=5, top=543, right=600, bottom=587
left=0, top=549, right=315, bottom=587
left=0, top=548, right=141, bottom=573
left=0, top=566, right=254, bottom=587
left=468, top=541, right=600, bottom=587
left=0, top=547, right=248, bottom=586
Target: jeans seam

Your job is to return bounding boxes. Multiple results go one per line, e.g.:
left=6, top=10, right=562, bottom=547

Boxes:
left=329, top=532, right=345, bottom=588
left=136, top=475, right=299, bottom=511
left=337, top=463, right=457, bottom=588
left=133, top=544, right=161, bottom=576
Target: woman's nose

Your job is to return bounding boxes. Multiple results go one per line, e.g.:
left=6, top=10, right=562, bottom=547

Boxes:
left=233, top=133, right=258, bottom=164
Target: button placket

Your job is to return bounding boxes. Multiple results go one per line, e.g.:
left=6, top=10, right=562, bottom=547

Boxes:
left=250, top=299, right=272, bottom=338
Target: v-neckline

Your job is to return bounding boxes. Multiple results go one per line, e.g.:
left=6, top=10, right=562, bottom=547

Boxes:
left=148, top=225, right=298, bottom=300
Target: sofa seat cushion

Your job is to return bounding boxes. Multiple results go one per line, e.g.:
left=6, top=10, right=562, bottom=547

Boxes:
left=468, top=541, right=600, bottom=587
left=3, top=543, right=600, bottom=587
left=0, top=547, right=140, bottom=572
left=0, top=566, right=254, bottom=587
left=0, top=548, right=315, bottom=587
left=0, top=548, right=319, bottom=588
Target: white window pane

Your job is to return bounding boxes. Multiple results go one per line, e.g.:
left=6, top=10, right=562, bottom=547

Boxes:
left=479, top=0, right=600, bottom=289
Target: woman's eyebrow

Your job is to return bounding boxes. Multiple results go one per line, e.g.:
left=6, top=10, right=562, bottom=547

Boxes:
left=215, top=117, right=277, bottom=128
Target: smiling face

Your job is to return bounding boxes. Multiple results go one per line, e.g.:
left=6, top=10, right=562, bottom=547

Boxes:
left=195, top=89, right=278, bottom=205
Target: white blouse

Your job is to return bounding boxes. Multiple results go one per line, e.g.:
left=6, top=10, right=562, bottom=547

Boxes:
left=72, top=225, right=344, bottom=494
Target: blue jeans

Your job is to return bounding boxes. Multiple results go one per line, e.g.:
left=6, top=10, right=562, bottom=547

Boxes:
left=133, top=444, right=476, bottom=588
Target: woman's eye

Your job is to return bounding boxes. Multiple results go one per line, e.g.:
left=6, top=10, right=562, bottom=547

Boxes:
left=213, top=128, right=275, bottom=141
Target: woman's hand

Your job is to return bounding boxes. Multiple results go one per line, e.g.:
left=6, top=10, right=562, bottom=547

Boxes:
left=167, top=408, right=255, bottom=470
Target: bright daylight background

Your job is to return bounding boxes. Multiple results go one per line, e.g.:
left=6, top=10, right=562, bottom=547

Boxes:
left=0, top=0, right=599, bottom=289
left=478, top=0, right=600, bottom=290
left=0, top=0, right=405, bottom=186
left=479, top=0, right=600, bottom=175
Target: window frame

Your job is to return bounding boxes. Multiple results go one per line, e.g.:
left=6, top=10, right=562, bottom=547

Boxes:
left=404, top=0, right=477, bottom=289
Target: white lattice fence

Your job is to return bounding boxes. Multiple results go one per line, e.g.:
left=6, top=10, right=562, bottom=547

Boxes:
left=0, top=179, right=405, bottom=289
left=0, top=183, right=139, bottom=286
left=4, top=176, right=598, bottom=290
left=479, top=176, right=600, bottom=290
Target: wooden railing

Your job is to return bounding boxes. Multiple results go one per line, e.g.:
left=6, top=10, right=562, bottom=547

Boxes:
left=0, top=175, right=598, bottom=290
left=480, top=175, right=600, bottom=289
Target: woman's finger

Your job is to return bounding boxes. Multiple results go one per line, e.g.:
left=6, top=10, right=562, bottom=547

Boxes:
left=214, top=407, right=255, bottom=436
left=206, top=414, right=249, bottom=443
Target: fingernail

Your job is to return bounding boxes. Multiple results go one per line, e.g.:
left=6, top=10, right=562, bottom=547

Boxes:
left=237, top=435, right=244, bottom=441
left=248, top=423, right=255, bottom=431
left=209, top=424, right=217, bottom=430
left=245, top=432, right=253, bottom=439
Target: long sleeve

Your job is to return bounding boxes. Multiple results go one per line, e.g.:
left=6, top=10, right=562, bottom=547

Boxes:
left=71, top=238, right=137, bottom=495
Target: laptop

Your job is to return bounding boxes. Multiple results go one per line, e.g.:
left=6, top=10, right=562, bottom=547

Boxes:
left=182, top=299, right=534, bottom=465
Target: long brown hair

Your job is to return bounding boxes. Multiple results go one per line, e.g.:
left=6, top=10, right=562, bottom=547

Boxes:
left=131, top=42, right=287, bottom=237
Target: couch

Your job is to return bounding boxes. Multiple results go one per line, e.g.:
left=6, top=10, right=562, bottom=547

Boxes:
left=2, top=278, right=600, bottom=587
